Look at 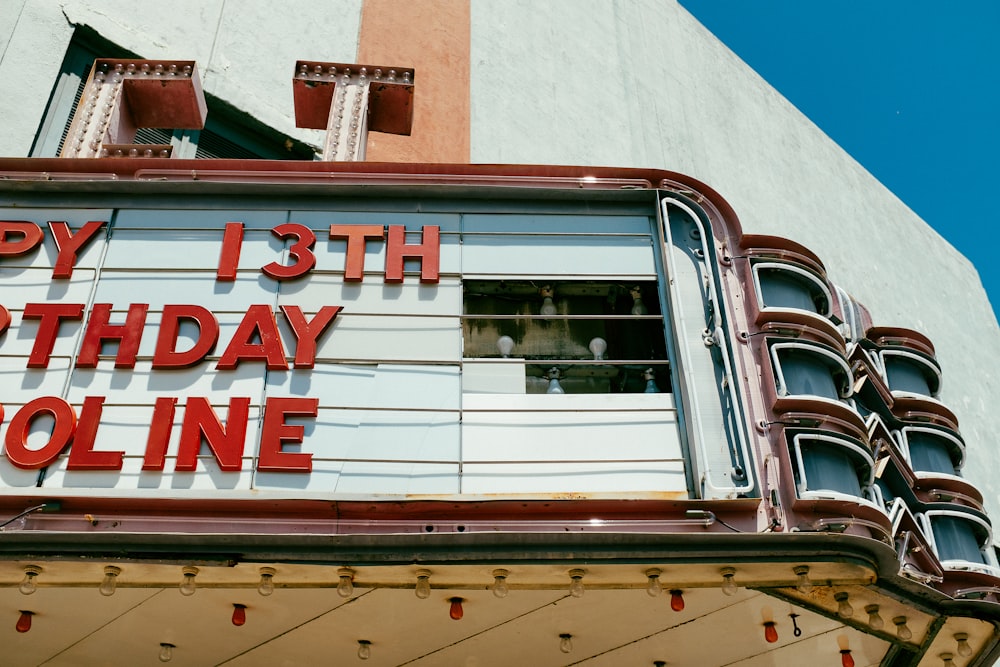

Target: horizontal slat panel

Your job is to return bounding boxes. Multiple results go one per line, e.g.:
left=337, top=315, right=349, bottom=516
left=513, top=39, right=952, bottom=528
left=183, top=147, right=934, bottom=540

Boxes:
left=278, top=276, right=462, bottom=314
left=461, top=462, right=687, bottom=494
left=0, top=267, right=97, bottom=303
left=266, top=364, right=460, bottom=410
left=112, top=208, right=285, bottom=230
left=103, top=228, right=285, bottom=270
left=462, top=235, right=655, bottom=276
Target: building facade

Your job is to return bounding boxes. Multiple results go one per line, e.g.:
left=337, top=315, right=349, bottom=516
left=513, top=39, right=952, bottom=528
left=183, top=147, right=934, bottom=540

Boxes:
left=1, top=1, right=999, bottom=665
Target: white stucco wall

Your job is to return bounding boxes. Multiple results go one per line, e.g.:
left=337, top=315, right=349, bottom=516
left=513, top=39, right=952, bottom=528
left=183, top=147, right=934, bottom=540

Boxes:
left=470, top=0, right=1000, bottom=516
left=0, top=0, right=363, bottom=155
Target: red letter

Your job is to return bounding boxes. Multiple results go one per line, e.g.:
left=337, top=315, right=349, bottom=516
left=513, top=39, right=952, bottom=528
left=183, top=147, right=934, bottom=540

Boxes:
left=142, top=397, right=178, bottom=471
left=66, top=396, right=124, bottom=470
left=48, top=220, right=106, bottom=279
left=216, top=222, right=244, bottom=282
left=4, top=397, right=77, bottom=469
left=217, top=305, right=288, bottom=370
left=175, top=397, right=250, bottom=472
left=22, top=303, right=85, bottom=368
left=329, top=224, right=384, bottom=281
left=152, top=305, right=220, bottom=369
left=257, top=397, right=318, bottom=472
left=262, top=223, right=316, bottom=280
left=280, top=305, right=342, bottom=369
left=385, top=225, right=440, bottom=283
left=76, top=303, right=149, bottom=368
left=0, top=304, right=10, bottom=336
left=0, top=221, right=44, bottom=257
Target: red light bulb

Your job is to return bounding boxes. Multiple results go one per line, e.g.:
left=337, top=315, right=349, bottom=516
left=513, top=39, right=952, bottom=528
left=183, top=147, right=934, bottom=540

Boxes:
left=232, top=604, right=247, bottom=626
left=16, top=611, right=32, bottom=633
left=840, top=650, right=855, bottom=667
left=764, top=621, right=778, bottom=643
left=669, top=590, right=684, bottom=612
left=449, top=597, right=464, bottom=621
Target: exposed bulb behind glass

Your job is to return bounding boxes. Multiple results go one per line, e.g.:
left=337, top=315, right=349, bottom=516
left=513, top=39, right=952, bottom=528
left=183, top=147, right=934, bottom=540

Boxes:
left=357, top=640, right=371, bottom=660
left=179, top=567, right=198, bottom=596
left=496, top=335, right=515, bottom=358
left=559, top=634, right=573, bottom=653
left=539, top=285, right=558, bottom=317
left=588, top=337, right=607, bottom=361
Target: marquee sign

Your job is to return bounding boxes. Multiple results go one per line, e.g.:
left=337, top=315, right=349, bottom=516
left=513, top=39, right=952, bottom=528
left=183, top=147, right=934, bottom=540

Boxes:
left=0, top=213, right=456, bottom=487
left=0, top=199, right=692, bottom=500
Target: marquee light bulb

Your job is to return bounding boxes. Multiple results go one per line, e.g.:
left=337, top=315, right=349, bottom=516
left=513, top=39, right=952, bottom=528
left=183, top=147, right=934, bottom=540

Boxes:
left=257, top=567, right=276, bottom=596
left=357, top=640, right=372, bottom=660
left=19, top=565, right=42, bottom=595
left=669, top=590, right=685, bottom=612
left=496, top=335, right=515, bottom=358
left=415, top=569, right=432, bottom=599
left=539, top=286, right=558, bottom=317
left=99, top=566, right=122, bottom=597
left=955, top=633, right=973, bottom=657
left=568, top=569, right=586, bottom=597
left=894, top=616, right=913, bottom=641
left=159, top=642, right=175, bottom=663
left=337, top=568, right=355, bottom=598
left=588, top=337, right=607, bottom=361
left=16, top=610, right=32, bottom=633
left=840, top=650, right=855, bottom=667
left=764, top=621, right=778, bottom=643
left=645, top=568, right=662, bottom=597
left=492, top=569, right=509, bottom=598
left=179, top=566, right=198, bottom=596
left=940, top=652, right=955, bottom=667
left=559, top=633, right=573, bottom=654
left=834, top=592, right=853, bottom=618
left=232, top=604, right=247, bottom=627
left=720, top=567, right=737, bottom=596
left=865, top=604, right=884, bottom=630
left=793, top=565, right=813, bottom=594
left=449, top=597, right=464, bottom=620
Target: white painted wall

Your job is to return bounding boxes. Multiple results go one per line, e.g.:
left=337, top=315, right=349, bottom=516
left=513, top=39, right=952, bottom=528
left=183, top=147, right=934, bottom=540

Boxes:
left=470, top=0, right=1000, bottom=516
left=0, top=0, right=363, bottom=155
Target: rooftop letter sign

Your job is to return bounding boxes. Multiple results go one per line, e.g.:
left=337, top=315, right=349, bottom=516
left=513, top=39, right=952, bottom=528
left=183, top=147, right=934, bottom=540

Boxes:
left=292, top=60, right=415, bottom=161
left=59, top=59, right=208, bottom=159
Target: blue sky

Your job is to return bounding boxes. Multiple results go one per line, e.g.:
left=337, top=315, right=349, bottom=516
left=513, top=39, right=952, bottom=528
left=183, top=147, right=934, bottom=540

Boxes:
left=679, top=0, right=1000, bottom=322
